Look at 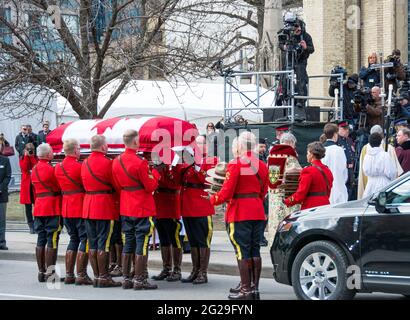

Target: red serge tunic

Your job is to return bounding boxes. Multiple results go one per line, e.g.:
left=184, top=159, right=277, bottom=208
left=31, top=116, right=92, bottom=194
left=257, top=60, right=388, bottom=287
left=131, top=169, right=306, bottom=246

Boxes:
left=81, top=152, right=118, bottom=221
left=284, top=160, right=333, bottom=210
left=55, top=156, right=84, bottom=219
left=210, top=153, right=269, bottom=223
left=154, top=165, right=182, bottom=220
left=112, top=148, right=160, bottom=218
left=180, top=156, right=218, bottom=218
left=19, top=155, right=38, bottom=204
left=31, top=160, right=61, bottom=217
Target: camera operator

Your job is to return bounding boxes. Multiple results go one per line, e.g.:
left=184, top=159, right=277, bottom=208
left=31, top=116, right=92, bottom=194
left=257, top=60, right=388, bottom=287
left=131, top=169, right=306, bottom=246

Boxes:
left=359, top=53, right=381, bottom=90
left=385, top=49, right=406, bottom=93
left=398, top=93, right=410, bottom=119
left=365, top=86, right=384, bottom=129
left=279, top=17, right=315, bottom=121
left=329, top=73, right=359, bottom=123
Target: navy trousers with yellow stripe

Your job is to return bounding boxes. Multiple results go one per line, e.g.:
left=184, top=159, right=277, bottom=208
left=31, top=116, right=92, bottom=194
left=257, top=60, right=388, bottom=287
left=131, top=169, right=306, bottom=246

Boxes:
left=121, top=216, right=155, bottom=256
left=183, top=216, right=213, bottom=248
left=85, top=219, right=114, bottom=252
left=226, top=220, right=264, bottom=260
left=34, top=216, right=62, bottom=249
left=155, top=218, right=182, bottom=248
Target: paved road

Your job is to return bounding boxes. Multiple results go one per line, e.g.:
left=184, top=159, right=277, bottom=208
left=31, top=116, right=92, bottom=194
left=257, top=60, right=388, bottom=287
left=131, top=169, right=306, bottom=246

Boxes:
left=0, top=260, right=407, bottom=300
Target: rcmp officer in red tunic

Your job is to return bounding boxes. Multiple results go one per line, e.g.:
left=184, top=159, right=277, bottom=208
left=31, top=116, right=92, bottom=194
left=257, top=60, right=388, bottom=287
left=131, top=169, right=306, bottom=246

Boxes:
left=81, top=135, right=121, bottom=288
left=151, top=164, right=183, bottom=282
left=284, top=142, right=333, bottom=210
left=210, top=132, right=269, bottom=300
left=180, top=134, right=217, bottom=285
left=54, top=139, right=92, bottom=285
left=31, top=143, right=62, bottom=282
left=112, top=129, right=160, bottom=290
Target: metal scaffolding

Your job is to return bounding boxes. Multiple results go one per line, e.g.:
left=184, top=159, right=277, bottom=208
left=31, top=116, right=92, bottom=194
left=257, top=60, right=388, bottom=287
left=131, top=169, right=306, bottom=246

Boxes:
left=223, top=70, right=345, bottom=124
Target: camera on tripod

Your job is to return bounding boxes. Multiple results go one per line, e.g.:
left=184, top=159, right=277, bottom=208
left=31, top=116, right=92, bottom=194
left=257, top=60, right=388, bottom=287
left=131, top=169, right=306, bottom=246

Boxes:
left=398, top=64, right=410, bottom=94
left=353, top=88, right=374, bottom=113
left=278, top=12, right=303, bottom=53
left=385, top=55, right=401, bottom=81
left=329, top=66, right=347, bottom=88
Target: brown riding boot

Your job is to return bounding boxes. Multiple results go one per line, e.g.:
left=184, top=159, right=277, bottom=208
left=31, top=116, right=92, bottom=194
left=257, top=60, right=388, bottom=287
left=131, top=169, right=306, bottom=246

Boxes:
left=252, top=257, right=262, bottom=300
left=110, top=244, right=123, bottom=277
left=108, top=245, right=116, bottom=273
left=45, top=247, right=58, bottom=282
left=230, top=259, right=241, bottom=293
left=152, top=246, right=172, bottom=281
left=75, top=251, right=93, bottom=286
left=64, top=250, right=77, bottom=284
left=228, top=259, right=253, bottom=300
left=36, top=247, right=46, bottom=282
left=181, top=247, right=199, bottom=283
left=89, top=249, right=99, bottom=287
left=122, top=253, right=134, bottom=290
left=96, top=250, right=122, bottom=288
left=167, top=247, right=182, bottom=282
left=193, top=247, right=210, bottom=285
left=133, top=255, right=158, bottom=290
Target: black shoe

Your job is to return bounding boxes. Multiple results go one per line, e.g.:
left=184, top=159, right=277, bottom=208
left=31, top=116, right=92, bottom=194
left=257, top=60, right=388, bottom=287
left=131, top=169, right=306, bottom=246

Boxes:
left=260, top=239, right=268, bottom=247
left=0, top=245, right=8, bottom=250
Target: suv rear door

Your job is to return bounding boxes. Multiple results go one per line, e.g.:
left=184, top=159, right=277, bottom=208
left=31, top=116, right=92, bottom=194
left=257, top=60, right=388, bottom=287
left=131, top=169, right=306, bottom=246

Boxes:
left=360, top=177, right=410, bottom=294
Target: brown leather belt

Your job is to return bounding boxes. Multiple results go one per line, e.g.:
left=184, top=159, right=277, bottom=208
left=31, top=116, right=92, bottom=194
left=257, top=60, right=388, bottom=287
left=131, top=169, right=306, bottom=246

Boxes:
left=36, top=192, right=60, bottom=198
left=157, top=188, right=180, bottom=194
left=183, top=183, right=205, bottom=190
left=62, top=190, right=85, bottom=196
left=86, top=190, right=115, bottom=195
left=307, top=192, right=327, bottom=197
left=233, top=193, right=259, bottom=199
left=122, top=186, right=144, bottom=192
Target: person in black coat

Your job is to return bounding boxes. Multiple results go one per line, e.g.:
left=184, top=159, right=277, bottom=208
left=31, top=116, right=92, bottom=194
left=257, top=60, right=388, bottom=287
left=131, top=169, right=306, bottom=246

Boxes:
left=0, top=155, right=11, bottom=250
left=37, top=121, right=52, bottom=145
left=15, top=125, right=36, bottom=158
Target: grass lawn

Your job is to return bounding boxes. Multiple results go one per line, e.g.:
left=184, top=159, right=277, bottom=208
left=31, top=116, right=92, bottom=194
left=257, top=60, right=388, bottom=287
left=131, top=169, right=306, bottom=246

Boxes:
left=6, top=192, right=26, bottom=222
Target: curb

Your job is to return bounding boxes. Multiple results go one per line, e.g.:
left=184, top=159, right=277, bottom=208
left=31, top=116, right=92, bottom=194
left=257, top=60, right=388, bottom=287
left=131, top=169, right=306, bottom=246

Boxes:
left=0, top=251, right=275, bottom=279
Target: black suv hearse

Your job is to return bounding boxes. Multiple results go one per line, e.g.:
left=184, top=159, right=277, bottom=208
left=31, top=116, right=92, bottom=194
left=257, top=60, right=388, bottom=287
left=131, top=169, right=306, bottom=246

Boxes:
left=271, top=172, right=410, bottom=300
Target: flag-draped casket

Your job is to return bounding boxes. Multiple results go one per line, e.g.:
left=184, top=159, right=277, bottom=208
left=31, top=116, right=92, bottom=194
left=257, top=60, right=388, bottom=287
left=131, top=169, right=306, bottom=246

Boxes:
left=46, top=117, right=199, bottom=164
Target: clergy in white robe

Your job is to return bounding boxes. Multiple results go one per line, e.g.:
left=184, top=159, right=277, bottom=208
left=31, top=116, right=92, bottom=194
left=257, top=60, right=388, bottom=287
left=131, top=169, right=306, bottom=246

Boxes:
left=322, top=140, right=349, bottom=205
left=357, top=126, right=403, bottom=199
left=362, top=133, right=397, bottom=198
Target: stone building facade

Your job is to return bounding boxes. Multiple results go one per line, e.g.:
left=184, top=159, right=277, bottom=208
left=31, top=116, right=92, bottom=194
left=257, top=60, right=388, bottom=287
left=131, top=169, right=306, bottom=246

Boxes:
left=302, top=0, right=408, bottom=111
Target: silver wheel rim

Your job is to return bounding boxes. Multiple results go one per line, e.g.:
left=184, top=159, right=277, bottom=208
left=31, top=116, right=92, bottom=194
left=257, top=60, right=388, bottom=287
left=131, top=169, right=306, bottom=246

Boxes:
left=299, top=252, right=338, bottom=300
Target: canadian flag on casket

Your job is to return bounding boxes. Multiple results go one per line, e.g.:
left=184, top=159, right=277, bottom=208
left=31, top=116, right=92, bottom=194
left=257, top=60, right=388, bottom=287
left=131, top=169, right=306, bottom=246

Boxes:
left=46, top=116, right=199, bottom=164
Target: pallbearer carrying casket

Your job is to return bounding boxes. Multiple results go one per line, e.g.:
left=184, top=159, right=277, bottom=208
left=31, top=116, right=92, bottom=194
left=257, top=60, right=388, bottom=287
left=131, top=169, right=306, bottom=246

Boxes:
left=112, top=130, right=161, bottom=290
left=31, top=143, right=62, bottom=283
left=55, top=139, right=93, bottom=286
left=81, top=135, right=121, bottom=288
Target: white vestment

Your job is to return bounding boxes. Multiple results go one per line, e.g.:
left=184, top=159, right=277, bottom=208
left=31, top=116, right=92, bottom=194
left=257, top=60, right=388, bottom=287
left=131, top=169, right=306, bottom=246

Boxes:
left=322, top=142, right=348, bottom=205
left=362, top=147, right=397, bottom=198
left=358, top=143, right=403, bottom=199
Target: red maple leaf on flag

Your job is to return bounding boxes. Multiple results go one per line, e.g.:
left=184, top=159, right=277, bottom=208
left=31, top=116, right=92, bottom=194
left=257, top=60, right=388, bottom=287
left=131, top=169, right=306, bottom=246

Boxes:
left=91, top=118, right=123, bottom=135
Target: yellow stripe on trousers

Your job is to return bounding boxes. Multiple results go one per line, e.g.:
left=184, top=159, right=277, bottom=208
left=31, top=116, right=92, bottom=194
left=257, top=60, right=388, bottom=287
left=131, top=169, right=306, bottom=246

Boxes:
left=206, top=216, right=213, bottom=248
left=143, top=217, right=155, bottom=256
left=85, top=240, right=89, bottom=254
left=52, top=219, right=63, bottom=249
left=105, top=220, right=115, bottom=252
left=174, top=219, right=182, bottom=249
left=229, top=222, right=242, bottom=260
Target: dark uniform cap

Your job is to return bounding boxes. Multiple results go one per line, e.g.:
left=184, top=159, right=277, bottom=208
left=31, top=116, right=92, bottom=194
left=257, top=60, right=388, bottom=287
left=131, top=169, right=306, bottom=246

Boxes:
left=394, top=118, right=408, bottom=127
left=258, top=138, right=267, bottom=145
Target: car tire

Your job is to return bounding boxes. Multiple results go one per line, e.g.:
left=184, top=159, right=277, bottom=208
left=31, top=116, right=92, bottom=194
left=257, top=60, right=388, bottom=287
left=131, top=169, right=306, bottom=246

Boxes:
left=291, top=240, right=357, bottom=300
